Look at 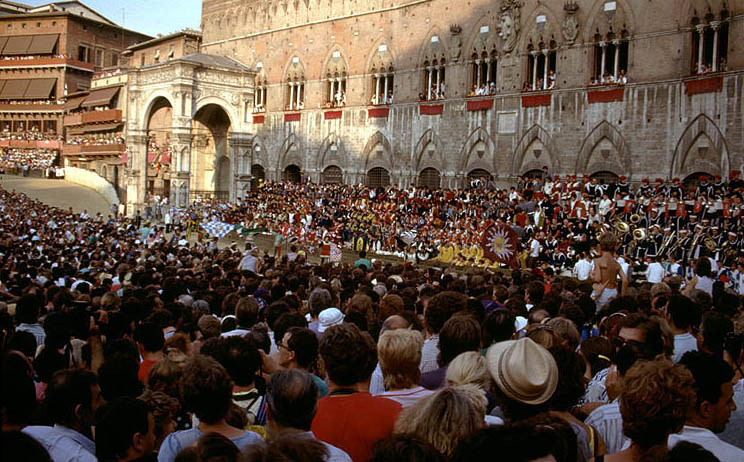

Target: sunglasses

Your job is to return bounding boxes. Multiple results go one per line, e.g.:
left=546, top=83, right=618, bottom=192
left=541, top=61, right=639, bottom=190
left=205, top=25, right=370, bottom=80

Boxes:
left=612, top=336, right=645, bottom=350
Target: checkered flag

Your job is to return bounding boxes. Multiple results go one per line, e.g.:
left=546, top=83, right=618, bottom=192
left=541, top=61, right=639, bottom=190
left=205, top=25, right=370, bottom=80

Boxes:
left=201, top=221, right=236, bottom=239
left=330, top=242, right=343, bottom=263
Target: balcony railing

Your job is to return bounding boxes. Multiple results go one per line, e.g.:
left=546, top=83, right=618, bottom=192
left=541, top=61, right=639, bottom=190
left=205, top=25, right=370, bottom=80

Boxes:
left=0, top=56, right=94, bottom=71
left=62, top=143, right=125, bottom=155
left=0, top=102, right=65, bottom=112
left=0, top=139, right=61, bottom=149
left=64, top=109, right=122, bottom=126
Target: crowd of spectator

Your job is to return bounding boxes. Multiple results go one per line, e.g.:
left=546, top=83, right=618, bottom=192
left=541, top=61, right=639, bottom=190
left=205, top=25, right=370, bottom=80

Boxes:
left=2, top=182, right=744, bottom=462
left=66, top=134, right=125, bottom=146
left=0, top=148, right=57, bottom=170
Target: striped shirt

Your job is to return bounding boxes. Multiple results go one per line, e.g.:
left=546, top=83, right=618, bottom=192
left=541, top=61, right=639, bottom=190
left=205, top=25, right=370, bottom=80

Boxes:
left=379, top=386, right=435, bottom=408
left=585, top=400, right=628, bottom=455
left=419, top=334, right=440, bottom=373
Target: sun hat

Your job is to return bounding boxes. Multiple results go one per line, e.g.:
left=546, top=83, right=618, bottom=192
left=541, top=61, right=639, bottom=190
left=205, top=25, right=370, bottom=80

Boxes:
left=486, top=337, right=558, bottom=405
left=318, top=307, right=345, bottom=333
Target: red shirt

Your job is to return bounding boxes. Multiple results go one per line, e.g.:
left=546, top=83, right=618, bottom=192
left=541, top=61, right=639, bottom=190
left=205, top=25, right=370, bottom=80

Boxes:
left=311, top=392, right=401, bottom=462
left=138, top=359, right=157, bottom=384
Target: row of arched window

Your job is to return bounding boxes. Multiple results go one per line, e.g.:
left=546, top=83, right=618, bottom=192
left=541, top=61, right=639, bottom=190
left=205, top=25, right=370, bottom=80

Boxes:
left=249, top=15, right=730, bottom=112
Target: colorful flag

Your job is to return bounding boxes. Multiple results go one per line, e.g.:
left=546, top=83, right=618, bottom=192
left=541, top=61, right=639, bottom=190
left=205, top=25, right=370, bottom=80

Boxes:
left=480, top=225, right=519, bottom=267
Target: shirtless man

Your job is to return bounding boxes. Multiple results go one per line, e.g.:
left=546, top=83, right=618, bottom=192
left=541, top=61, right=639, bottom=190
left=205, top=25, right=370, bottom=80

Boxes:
left=591, top=232, right=628, bottom=310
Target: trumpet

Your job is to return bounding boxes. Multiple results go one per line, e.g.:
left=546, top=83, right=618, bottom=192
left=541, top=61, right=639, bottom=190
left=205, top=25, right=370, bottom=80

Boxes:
left=630, top=214, right=641, bottom=224
left=633, top=228, right=646, bottom=241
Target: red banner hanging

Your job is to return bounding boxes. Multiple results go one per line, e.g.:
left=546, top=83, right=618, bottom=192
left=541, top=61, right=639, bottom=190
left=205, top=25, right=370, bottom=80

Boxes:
left=521, top=93, right=551, bottom=107
left=419, top=104, right=443, bottom=115
left=685, top=76, right=723, bottom=95
left=368, top=107, right=390, bottom=118
left=587, top=87, right=624, bottom=104
left=466, top=98, right=493, bottom=111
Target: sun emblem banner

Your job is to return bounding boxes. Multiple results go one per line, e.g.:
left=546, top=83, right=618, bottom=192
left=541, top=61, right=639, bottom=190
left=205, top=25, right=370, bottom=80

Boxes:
left=481, top=225, right=518, bottom=267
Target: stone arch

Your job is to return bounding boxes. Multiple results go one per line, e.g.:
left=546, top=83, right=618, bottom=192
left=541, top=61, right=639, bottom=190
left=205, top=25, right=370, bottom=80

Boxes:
left=278, top=133, right=303, bottom=174
left=321, top=46, right=348, bottom=79
left=413, top=129, right=444, bottom=172
left=251, top=135, right=268, bottom=167
left=671, top=114, right=729, bottom=179
left=361, top=131, right=394, bottom=172
left=283, top=55, right=306, bottom=81
left=519, top=3, right=563, bottom=51
left=140, top=91, right=176, bottom=129
left=366, top=38, right=396, bottom=73
left=511, top=124, right=560, bottom=175
left=682, top=0, right=728, bottom=24
left=317, top=132, right=345, bottom=171
left=193, top=96, right=238, bottom=130
left=576, top=121, right=631, bottom=176
left=465, top=17, right=497, bottom=59
left=583, top=0, right=636, bottom=43
left=419, top=27, right=448, bottom=64
left=458, top=127, right=496, bottom=174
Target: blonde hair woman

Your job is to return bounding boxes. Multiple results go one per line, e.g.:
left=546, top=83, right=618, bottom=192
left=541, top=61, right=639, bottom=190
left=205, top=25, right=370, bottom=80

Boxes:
left=394, top=384, right=487, bottom=458
left=445, top=351, right=491, bottom=390
left=378, top=329, right=434, bottom=407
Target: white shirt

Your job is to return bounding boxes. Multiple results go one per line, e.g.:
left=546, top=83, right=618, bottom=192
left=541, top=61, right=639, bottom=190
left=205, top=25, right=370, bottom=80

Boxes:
left=669, top=425, right=744, bottom=462
left=420, top=334, right=440, bottom=373
left=673, top=333, right=698, bottom=363
left=574, top=259, right=593, bottom=281
left=529, top=239, right=542, bottom=257
left=645, top=262, right=665, bottom=283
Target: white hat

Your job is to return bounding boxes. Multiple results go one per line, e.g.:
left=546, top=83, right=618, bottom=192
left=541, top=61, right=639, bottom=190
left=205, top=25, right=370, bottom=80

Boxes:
left=318, top=308, right=345, bottom=333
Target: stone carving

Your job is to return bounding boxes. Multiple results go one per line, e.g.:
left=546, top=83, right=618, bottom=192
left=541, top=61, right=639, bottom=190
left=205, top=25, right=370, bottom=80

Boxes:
left=498, top=0, right=521, bottom=53
left=562, top=1, right=579, bottom=44
left=449, top=25, right=462, bottom=61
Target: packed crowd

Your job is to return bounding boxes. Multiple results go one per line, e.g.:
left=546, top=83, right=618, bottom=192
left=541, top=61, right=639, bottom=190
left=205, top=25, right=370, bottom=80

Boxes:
left=66, top=134, right=126, bottom=146
left=180, top=169, right=744, bottom=289
left=0, top=148, right=57, bottom=170
left=2, top=178, right=744, bottom=462
left=0, top=54, right=70, bottom=61
left=1, top=129, right=62, bottom=141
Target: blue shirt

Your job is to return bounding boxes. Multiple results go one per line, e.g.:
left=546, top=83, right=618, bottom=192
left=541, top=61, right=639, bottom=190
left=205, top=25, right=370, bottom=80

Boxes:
left=23, top=424, right=96, bottom=462
left=157, top=426, right=263, bottom=462
left=298, top=431, right=351, bottom=462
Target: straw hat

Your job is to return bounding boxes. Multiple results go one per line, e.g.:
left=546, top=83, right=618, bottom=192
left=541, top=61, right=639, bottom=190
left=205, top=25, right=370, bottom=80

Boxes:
left=486, top=338, right=558, bottom=405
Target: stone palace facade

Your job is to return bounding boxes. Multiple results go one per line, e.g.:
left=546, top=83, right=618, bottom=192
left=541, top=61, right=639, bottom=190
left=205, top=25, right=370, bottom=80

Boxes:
left=125, top=0, right=744, bottom=209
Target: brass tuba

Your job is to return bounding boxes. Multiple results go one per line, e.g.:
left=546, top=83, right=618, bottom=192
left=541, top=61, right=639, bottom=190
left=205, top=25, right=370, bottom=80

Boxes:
left=630, top=214, right=641, bottom=224
left=613, top=219, right=630, bottom=234
left=704, top=236, right=717, bottom=251
left=633, top=228, right=646, bottom=241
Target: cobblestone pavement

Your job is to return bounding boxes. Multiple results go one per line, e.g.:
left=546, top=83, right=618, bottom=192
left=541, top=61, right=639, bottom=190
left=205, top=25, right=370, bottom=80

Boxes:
left=0, top=175, right=112, bottom=217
